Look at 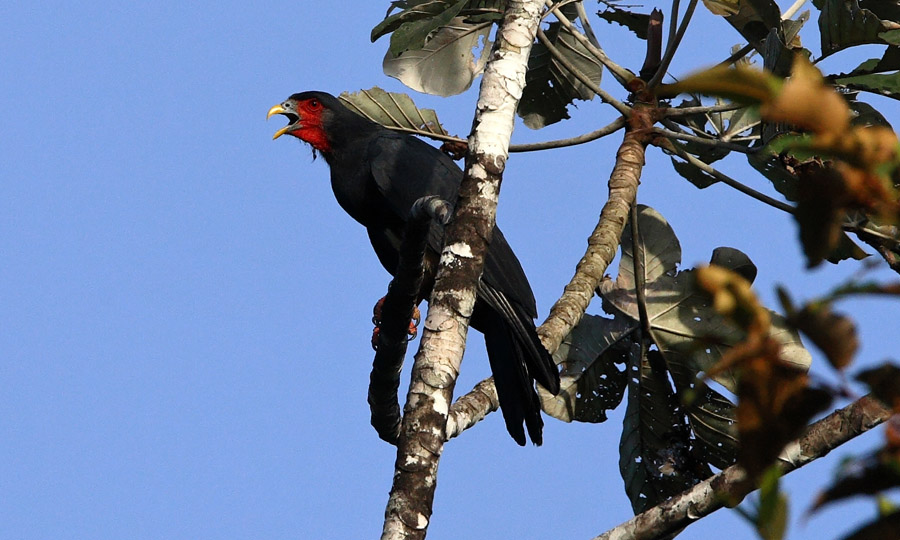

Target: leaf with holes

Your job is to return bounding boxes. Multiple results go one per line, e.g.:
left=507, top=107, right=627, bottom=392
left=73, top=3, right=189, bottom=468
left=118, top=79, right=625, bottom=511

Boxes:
left=620, top=349, right=705, bottom=514
left=538, top=315, right=631, bottom=423
left=382, top=16, right=493, bottom=96
left=598, top=206, right=811, bottom=392
left=339, top=87, right=448, bottom=136
left=518, top=21, right=604, bottom=129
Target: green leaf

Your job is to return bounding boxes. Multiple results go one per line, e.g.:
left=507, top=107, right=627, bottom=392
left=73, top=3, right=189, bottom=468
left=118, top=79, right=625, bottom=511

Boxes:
left=672, top=157, right=719, bottom=189
left=388, top=0, right=468, bottom=56
left=835, top=71, right=900, bottom=101
left=701, top=0, right=783, bottom=52
left=755, top=467, right=789, bottom=540
left=382, top=17, right=493, bottom=96
left=539, top=315, right=631, bottom=423
left=338, top=87, right=448, bottom=135
left=371, top=1, right=463, bottom=44
left=815, top=0, right=900, bottom=59
left=619, top=348, right=703, bottom=514
left=518, top=22, right=604, bottom=129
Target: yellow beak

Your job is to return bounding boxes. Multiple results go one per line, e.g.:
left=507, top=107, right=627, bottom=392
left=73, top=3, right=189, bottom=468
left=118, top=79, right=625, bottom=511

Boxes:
left=267, top=104, right=290, bottom=140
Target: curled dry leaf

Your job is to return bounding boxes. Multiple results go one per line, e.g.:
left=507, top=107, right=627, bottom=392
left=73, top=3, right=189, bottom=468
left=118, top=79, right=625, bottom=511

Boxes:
left=857, top=363, right=900, bottom=412
left=696, top=265, right=770, bottom=336
left=778, top=288, right=859, bottom=371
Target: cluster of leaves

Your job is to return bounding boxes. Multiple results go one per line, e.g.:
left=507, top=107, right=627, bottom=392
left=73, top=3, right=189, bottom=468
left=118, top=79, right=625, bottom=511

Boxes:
left=539, top=205, right=815, bottom=513
left=664, top=55, right=900, bottom=268
left=370, top=0, right=605, bottom=127
left=360, top=1, right=900, bottom=538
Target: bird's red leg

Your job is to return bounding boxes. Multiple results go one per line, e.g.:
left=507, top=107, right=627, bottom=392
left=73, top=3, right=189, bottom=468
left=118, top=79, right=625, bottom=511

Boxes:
left=371, top=297, right=422, bottom=350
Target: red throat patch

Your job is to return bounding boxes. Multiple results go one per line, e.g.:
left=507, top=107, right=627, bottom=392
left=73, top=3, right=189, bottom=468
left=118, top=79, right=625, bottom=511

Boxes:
left=289, top=98, right=331, bottom=153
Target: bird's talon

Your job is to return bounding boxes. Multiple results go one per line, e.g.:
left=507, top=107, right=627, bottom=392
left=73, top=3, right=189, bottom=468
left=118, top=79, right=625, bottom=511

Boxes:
left=371, top=327, right=381, bottom=351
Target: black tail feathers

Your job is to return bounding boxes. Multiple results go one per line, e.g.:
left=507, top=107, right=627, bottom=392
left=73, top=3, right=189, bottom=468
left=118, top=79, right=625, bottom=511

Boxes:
left=479, top=299, right=560, bottom=446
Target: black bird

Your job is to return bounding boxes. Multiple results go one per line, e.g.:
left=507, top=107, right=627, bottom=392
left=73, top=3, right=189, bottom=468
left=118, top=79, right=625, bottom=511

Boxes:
left=268, top=91, right=560, bottom=445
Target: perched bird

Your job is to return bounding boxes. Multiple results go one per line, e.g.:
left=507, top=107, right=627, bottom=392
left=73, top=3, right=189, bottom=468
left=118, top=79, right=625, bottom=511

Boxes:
left=268, top=91, right=560, bottom=445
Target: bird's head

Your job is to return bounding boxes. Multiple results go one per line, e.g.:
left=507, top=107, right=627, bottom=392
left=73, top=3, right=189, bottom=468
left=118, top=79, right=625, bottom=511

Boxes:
left=267, top=91, right=343, bottom=153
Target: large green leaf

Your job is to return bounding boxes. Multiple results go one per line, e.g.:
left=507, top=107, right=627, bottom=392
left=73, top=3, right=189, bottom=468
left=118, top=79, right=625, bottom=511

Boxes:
left=518, top=21, right=604, bottom=129
left=619, top=349, right=703, bottom=514
left=338, top=87, right=448, bottom=135
left=382, top=16, right=493, bottom=96
left=836, top=71, right=900, bottom=101
left=598, top=206, right=812, bottom=393
left=538, top=315, right=632, bottom=423
left=814, top=0, right=900, bottom=58
left=372, top=1, right=465, bottom=46
left=701, top=0, right=783, bottom=52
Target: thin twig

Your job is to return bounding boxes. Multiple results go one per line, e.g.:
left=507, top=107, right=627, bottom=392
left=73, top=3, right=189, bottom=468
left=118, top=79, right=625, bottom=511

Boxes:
left=647, top=0, right=699, bottom=88
left=658, top=138, right=796, bottom=214
left=654, top=127, right=754, bottom=154
left=663, top=102, right=745, bottom=116
left=510, top=117, right=627, bottom=152
left=575, top=0, right=602, bottom=48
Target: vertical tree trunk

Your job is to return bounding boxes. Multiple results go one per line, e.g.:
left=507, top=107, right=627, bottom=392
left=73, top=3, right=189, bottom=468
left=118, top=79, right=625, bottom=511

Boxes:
left=380, top=2, right=546, bottom=539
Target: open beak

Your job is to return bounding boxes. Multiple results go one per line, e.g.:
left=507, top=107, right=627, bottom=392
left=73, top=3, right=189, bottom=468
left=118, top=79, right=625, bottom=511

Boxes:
left=267, top=103, right=299, bottom=140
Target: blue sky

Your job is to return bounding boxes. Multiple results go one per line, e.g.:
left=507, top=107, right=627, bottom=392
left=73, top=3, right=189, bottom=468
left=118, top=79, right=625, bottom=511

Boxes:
left=2, top=2, right=897, bottom=539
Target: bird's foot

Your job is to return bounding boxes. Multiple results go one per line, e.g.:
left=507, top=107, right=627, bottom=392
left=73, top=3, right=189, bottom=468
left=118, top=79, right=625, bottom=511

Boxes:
left=371, top=298, right=421, bottom=350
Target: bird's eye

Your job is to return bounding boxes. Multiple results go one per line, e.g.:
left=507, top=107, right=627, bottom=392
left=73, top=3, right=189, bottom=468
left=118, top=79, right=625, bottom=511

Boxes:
left=309, top=99, right=320, bottom=109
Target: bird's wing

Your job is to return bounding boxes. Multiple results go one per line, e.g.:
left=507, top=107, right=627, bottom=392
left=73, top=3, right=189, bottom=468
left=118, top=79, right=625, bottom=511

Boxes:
left=366, top=132, right=538, bottom=317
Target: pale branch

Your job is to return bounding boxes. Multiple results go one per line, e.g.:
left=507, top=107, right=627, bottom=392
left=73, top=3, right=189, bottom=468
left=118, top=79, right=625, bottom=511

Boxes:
left=654, top=126, right=754, bottom=154
left=575, top=0, right=602, bottom=49
left=536, top=28, right=632, bottom=115
left=539, top=126, right=648, bottom=354
left=447, top=118, right=651, bottom=437
left=657, top=138, right=796, bottom=214
left=369, top=197, right=453, bottom=446
left=445, top=376, right=500, bottom=440
left=545, top=0, right=635, bottom=86
left=380, top=2, right=545, bottom=539
left=647, top=0, right=699, bottom=89
left=592, top=395, right=891, bottom=540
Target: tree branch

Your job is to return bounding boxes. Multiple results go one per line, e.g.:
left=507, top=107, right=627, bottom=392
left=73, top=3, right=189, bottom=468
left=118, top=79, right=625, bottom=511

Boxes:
left=656, top=138, right=796, bottom=214
left=447, top=112, right=652, bottom=438
left=380, top=2, right=545, bottom=538
left=510, top=117, right=627, bottom=152
left=592, top=395, right=890, bottom=540
left=369, top=197, right=453, bottom=445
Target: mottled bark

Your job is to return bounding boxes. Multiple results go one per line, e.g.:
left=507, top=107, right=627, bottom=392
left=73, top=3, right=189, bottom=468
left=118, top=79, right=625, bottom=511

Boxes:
left=593, top=396, right=891, bottom=540
left=370, top=197, right=452, bottom=445
left=447, top=123, right=648, bottom=439
left=380, top=2, right=545, bottom=539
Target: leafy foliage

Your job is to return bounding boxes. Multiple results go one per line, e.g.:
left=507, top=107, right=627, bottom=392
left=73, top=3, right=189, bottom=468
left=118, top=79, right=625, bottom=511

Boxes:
left=518, top=19, right=604, bottom=128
